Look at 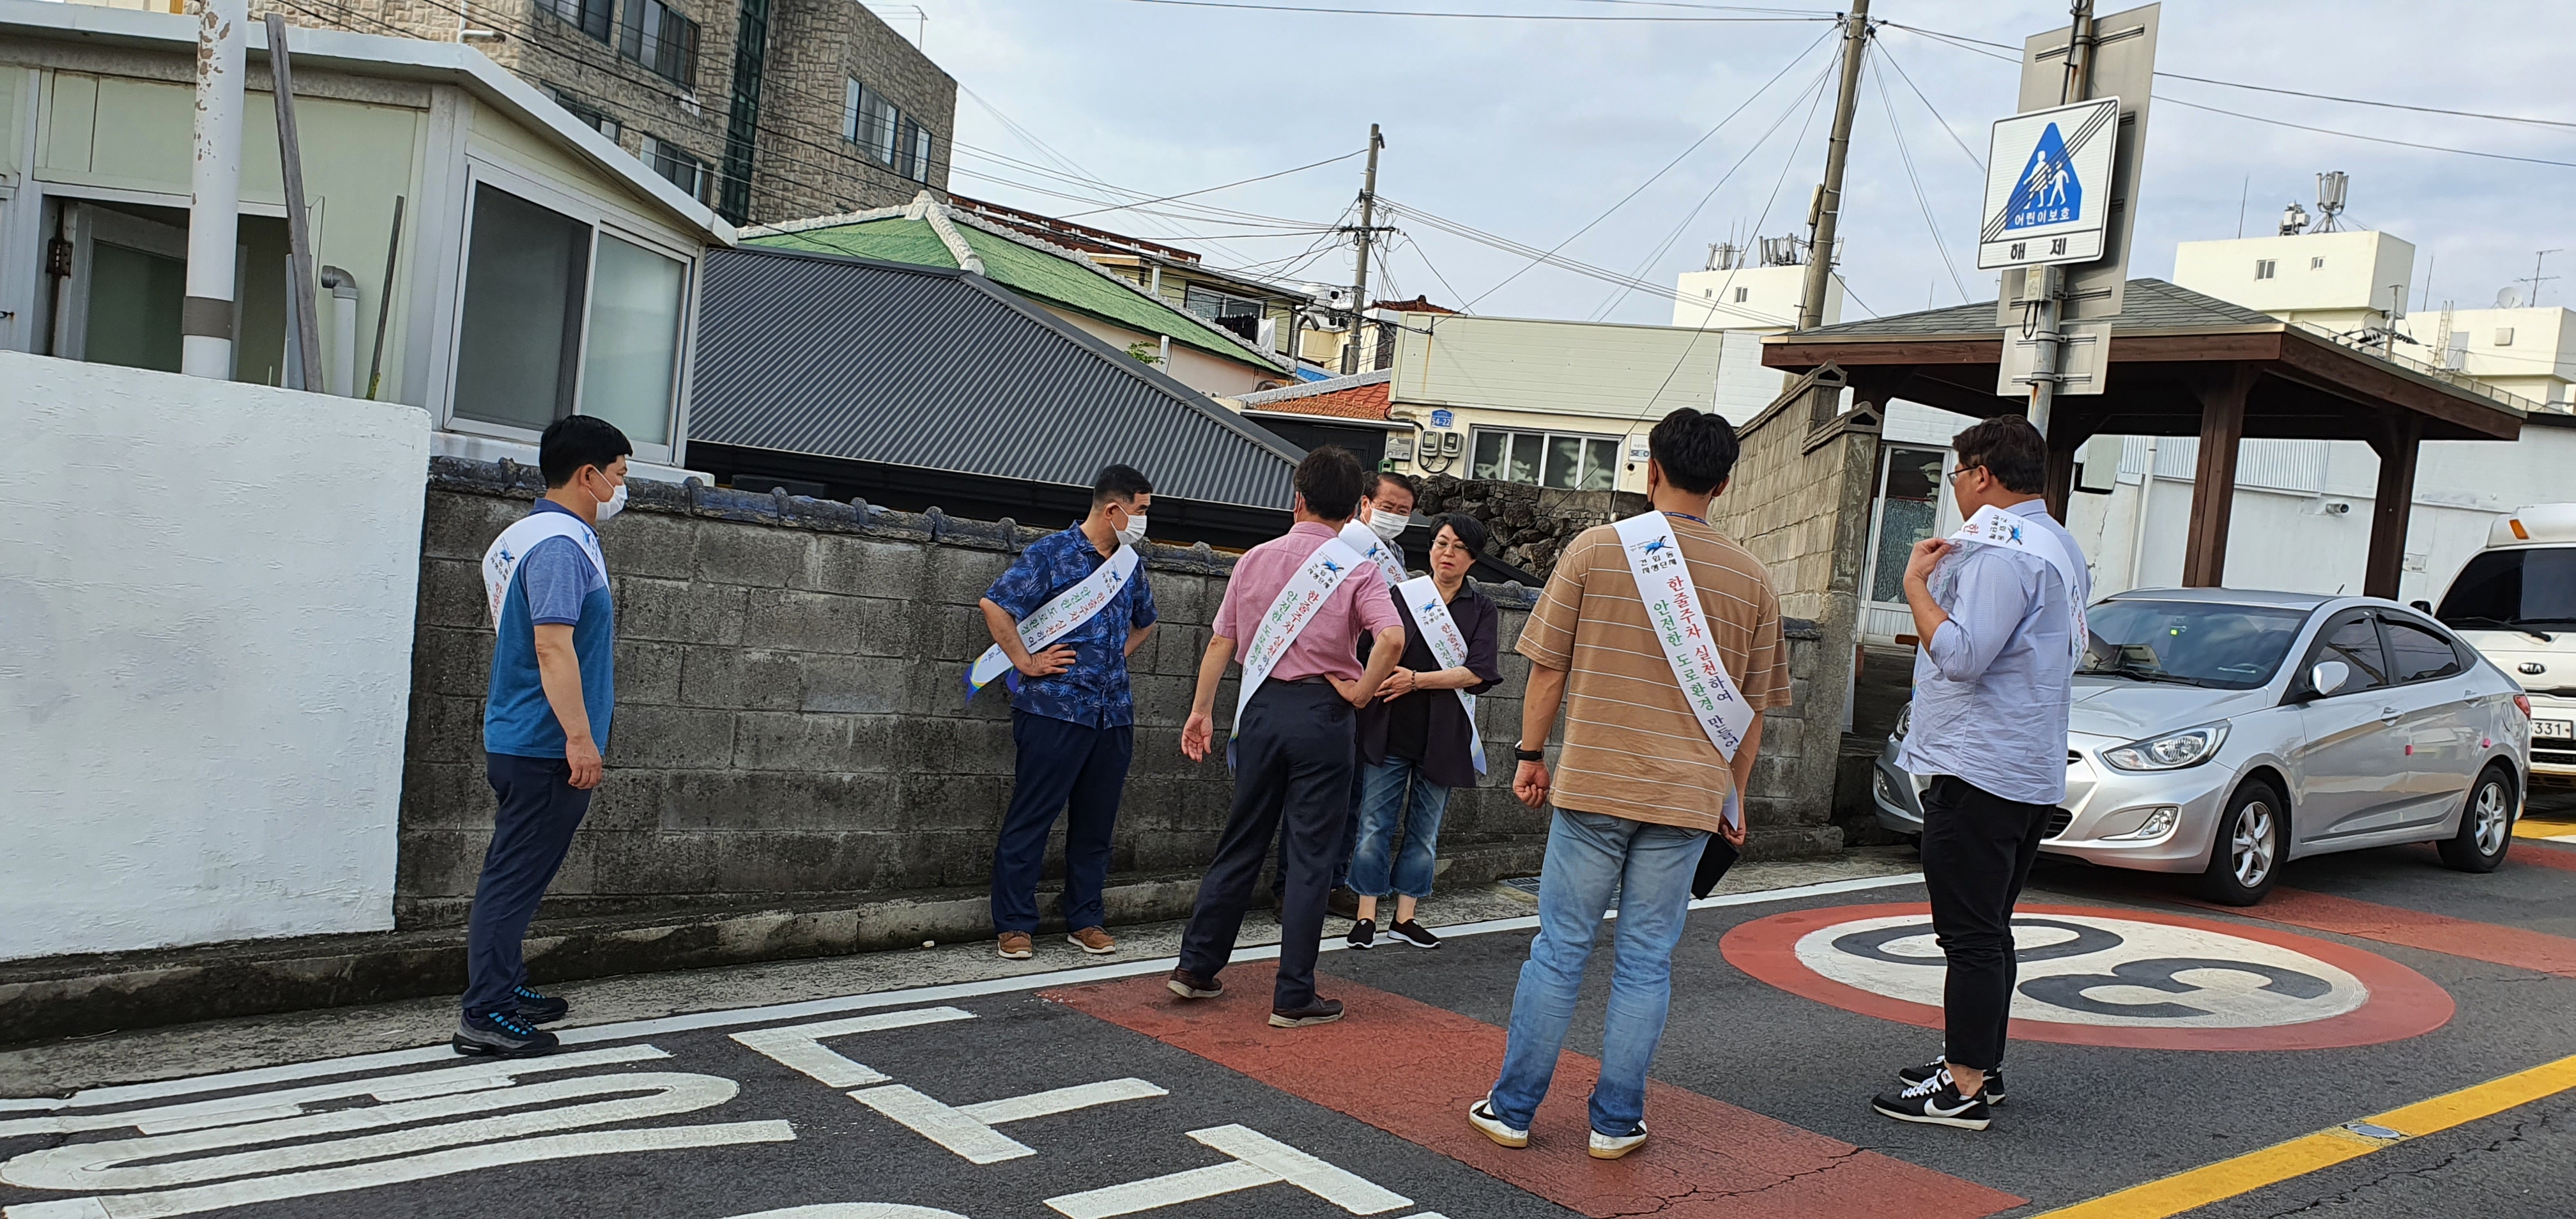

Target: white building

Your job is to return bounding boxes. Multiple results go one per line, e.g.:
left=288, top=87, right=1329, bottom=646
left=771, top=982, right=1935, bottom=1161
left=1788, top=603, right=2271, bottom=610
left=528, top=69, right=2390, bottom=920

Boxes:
left=2396, top=304, right=2575, bottom=410
left=2170, top=229, right=2415, bottom=336
left=1671, top=262, right=1843, bottom=331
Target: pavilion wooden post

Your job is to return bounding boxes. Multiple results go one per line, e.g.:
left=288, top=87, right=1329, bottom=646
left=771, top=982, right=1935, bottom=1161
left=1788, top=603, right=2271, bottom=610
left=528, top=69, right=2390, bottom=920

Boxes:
left=2364, top=413, right=2424, bottom=600
left=2181, top=369, right=2255, bottom=587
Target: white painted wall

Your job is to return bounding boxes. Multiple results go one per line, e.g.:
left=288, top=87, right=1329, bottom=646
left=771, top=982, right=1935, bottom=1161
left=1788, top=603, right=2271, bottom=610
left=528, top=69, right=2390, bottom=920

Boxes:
left=1671, top=265, right=1841, bottom=330
left=2170, top=229, right=2415, bottom=326
left=0, top=353, right=431, bottom=960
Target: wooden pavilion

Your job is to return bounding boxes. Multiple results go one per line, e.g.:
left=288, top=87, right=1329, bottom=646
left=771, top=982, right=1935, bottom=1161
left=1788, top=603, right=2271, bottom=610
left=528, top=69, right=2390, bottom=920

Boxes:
left=1759, top=279, right=2528, bottom=597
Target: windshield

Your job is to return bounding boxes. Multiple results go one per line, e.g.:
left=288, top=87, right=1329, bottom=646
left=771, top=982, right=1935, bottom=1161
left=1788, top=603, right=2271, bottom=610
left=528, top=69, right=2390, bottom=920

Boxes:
left=2080, top=600, right=2310, bottom=691
left=2437, top=548, right=2576, bottom=631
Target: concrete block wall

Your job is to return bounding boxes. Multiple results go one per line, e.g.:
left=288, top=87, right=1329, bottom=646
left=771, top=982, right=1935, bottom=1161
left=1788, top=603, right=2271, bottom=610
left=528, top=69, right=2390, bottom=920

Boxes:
left=398, top=459, right=1836, bottom=929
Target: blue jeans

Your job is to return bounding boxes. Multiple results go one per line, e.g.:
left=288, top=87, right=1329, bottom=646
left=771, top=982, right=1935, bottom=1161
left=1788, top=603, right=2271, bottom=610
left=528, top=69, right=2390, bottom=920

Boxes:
left=1487, top=808, right=1708, bottom=1137
left=1349, top=757, right=1450, bottom=900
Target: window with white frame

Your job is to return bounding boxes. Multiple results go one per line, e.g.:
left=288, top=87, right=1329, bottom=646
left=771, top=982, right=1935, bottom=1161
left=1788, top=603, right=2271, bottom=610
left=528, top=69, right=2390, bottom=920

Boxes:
left=1471, top=427, right=1621, bottom=491
left=843, top=79, right=935, bottom=182
left=450, top=182, right=690, bottom=450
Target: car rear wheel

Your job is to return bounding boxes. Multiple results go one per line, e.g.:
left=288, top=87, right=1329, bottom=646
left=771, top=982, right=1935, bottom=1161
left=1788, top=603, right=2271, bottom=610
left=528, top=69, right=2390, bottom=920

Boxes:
left=2436, top=766, right=2515, bottom=873
left=2198, top=781, right=2285, bottom=906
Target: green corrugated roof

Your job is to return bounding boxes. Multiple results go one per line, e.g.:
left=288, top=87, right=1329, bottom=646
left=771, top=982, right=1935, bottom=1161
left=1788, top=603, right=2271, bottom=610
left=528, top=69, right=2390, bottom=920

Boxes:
left=747, top=217, right=1278, bottom=372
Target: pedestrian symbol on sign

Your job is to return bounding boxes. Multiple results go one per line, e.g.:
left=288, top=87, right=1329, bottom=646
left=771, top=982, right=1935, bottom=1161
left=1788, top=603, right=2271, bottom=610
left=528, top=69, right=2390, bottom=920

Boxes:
left=2004, top=123, right=2082, bottom=231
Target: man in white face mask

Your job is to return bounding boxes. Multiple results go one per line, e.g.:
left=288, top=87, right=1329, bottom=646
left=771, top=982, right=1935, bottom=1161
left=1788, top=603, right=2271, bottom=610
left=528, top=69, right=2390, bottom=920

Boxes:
left=976, top=464, right=1160, bottom=961
left=457, top=415, right=630, bottom=1058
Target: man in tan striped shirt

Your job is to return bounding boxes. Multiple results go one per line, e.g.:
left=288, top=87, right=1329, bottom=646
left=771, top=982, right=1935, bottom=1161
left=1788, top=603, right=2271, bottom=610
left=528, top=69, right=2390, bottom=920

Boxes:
left=1467, top=408, right=1790, bottom=1162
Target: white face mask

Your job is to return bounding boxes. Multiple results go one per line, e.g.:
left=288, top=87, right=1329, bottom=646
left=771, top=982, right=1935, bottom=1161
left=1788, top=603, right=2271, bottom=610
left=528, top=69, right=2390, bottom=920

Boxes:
left=1114, top=512, right=1148, bottom=547
left=1367, top=507, right=1407, bottom=542
left=594, top=478, right=628, bottom=523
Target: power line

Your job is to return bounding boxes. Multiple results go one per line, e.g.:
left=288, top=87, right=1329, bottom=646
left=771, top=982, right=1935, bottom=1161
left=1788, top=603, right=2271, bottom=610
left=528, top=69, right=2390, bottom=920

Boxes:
left=1588, top=51, right=1837, bottom=319
left=1081, top=0, right=1836, bottom=21
left=1870, top=42, right=1970, bottom=303
left=1459, top=24, right=1837, bottom=310
left=2153, top=94, right=2576, bottom=171
left=1873, top=38, right=1982, bottom=172
left=2152, top=72, right=2576, bottom=133
left=1055, top=148, right=1367, bottom=219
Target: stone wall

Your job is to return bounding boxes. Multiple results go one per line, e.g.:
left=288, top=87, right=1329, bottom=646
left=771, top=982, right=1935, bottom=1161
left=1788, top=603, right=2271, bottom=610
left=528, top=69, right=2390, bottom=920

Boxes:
left=1411, top=477, right=1649, bottom=578
left=398, top=459, right=1839, bottom=930
left=1707, top=373, right=1882, bottom=854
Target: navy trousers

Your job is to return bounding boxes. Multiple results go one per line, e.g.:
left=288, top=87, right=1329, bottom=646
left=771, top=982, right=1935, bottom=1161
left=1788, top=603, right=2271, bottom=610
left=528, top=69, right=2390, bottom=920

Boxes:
left=990, top=710, right=1135, bottom=935
left=1271, top=768, right=1361, bottom=899
left=464, top=752, right=593, bottom=1018
left=1179, top=680, right=1355, bottom=1009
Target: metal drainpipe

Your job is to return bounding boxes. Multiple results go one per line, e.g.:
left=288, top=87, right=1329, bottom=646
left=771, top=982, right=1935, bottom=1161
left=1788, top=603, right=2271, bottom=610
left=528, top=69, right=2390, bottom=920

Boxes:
left=181, top=0, right=246, bottom=379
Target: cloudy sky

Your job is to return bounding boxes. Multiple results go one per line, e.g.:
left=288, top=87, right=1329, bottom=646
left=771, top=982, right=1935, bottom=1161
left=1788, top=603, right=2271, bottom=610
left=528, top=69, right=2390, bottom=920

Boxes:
left=871, top=0, right=2576, bottom=328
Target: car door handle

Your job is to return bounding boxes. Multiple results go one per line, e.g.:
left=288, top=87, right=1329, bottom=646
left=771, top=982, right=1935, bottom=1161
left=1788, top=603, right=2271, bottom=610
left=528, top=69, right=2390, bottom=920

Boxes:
left=2379, top=706, right=2402, bottom=721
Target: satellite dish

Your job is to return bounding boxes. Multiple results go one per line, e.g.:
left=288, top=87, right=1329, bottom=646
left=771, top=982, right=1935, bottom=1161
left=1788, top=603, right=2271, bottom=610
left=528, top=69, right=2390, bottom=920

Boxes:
left=2498, top=288, right=2526, bottom=309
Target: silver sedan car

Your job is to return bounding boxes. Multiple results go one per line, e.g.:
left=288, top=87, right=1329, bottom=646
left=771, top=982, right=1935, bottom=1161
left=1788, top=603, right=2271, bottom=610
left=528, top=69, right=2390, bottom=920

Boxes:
left=1872, top=589, right=2534, bottom=904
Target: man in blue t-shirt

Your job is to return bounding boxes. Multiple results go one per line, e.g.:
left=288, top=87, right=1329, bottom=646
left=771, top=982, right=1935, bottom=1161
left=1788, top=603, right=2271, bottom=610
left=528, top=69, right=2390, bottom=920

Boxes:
left=454, top=416, right=629, bottom=1058
left=977, top=464, right=1158, bottom=961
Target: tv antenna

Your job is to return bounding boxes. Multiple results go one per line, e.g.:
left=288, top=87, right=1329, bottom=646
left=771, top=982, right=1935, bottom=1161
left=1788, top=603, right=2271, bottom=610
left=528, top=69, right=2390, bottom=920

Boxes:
left=2517, top=249, right=2561, bottom=309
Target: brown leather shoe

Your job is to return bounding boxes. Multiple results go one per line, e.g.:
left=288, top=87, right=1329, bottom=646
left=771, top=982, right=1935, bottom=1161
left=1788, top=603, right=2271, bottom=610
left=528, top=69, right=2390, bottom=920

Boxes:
left=1068, top=926, right=1117, bottom=955
left=1269, top=998, right=1346, bottom=1028
left=1167, top=967, right=1223, bottom=1000
left=1327, top=887, right=1363, bottom=921
left=996, top=931, right=1033, bottom=960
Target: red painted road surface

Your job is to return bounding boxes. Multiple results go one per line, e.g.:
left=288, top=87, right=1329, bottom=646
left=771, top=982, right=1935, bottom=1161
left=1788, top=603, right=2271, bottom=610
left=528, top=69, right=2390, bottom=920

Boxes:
left=2207, top=887, right=2576, bottom=979
left=1046, top=967, right=2024, bottom=1219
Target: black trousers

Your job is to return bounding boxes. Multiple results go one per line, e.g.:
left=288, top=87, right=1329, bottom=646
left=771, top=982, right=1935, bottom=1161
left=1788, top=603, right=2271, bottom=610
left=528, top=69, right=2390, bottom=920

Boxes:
left=990, top=711, right=1133, bottom=934
left=1920, top=773, right=2053, bottom=1072
left=1179, top=680, right=1355, bottom=1009
left=464, top=752, right=594, bottom=1017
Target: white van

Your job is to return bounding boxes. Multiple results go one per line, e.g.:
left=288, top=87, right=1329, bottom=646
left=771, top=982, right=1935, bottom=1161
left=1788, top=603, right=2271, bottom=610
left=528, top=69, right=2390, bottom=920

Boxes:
left=2430, top=503, right=2576, bottom=784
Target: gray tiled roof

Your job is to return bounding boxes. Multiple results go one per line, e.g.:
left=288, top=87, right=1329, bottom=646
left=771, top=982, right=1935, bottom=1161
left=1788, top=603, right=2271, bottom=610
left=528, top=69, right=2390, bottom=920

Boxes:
left=691, top=245, right=1303, bottom=511
left=1794, top=278, right=2280, bottom=338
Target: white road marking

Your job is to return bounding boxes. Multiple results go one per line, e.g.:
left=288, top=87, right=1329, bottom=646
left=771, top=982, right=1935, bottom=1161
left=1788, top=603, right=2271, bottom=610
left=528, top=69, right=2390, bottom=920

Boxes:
left=3, top=1121, right=795, bottom=1219
left=959, top=1078, right=1167, bottom=1125
left=850, top=1086, right=1038, bottom=1165
left=718, top=1208, right=971, bottom=1219
left=0, top=1046, right=670, bottom=1139
left=728, top=1007, right=974, bottom=1089
left=8, top=875, right=1924, bottom=1114
left=2, top=1072, right=747, bottom=1193
left=851, top=1078, right=1168, bottom=1165
left=1043, top=1124, right=1411, bottom=1218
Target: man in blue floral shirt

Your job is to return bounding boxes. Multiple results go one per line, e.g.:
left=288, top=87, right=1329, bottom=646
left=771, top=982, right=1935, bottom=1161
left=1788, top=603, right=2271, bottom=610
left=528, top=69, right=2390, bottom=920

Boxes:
left=978, top=465, right=1160, bottom=960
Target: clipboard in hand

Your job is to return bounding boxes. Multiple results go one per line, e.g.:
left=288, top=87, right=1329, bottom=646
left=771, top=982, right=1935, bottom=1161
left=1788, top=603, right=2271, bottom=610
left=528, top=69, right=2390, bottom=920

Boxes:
left=1690, top=790, right=1742, bottom=900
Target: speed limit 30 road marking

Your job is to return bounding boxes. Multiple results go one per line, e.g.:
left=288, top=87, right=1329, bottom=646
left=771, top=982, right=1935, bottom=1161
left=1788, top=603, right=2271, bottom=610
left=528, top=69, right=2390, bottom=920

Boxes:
left=1722, top=903, right=2455, bottom=1050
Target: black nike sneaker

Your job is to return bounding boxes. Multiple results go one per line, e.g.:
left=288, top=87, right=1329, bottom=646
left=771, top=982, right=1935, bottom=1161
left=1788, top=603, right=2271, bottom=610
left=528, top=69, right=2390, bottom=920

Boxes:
left=512, top=985, right=570, bottom=1024
left=1871, top=1067, right=1991, bottom=1130
left=1896, top=1058, right=2004, bottom=1105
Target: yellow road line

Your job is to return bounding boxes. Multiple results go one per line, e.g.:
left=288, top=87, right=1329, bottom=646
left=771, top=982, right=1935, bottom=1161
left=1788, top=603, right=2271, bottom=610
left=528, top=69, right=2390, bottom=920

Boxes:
left=2028, top=1052, right=2576, bottom=1218
left=2512, top=818, right=2576, bottom=843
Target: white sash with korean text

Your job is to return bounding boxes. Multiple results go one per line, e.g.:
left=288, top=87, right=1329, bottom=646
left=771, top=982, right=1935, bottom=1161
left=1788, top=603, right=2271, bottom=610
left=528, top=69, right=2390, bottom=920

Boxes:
left=1230, top=530, right=1379, bottom=765
left=1614, top=512, right=1751, bottom=830
left=1950, top=505, right=2086, bottom=667
left=1396, top=575, right=1487, bottom=776
left=482, top=512, right=608, bottom=632
left=964, top=544, right=1142, bottom=699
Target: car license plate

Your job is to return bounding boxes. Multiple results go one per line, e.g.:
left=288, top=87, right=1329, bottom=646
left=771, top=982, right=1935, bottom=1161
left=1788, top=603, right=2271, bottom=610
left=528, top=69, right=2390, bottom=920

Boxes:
left=2538, top=719, right=2575, bottom=741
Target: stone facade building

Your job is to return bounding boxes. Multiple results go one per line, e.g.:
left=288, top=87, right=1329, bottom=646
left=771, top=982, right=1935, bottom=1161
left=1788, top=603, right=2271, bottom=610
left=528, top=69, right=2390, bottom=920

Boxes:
left=246, top=0, right=953, bottom=224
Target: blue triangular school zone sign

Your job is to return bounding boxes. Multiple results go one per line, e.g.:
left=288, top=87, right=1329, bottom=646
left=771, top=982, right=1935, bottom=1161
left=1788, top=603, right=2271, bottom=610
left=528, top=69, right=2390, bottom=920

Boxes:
left=2004, top=122, right=2082, bottom=231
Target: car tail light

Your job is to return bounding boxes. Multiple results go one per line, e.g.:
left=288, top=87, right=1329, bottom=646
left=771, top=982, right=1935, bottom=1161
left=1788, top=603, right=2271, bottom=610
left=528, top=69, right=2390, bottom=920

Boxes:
left=2515, top=693, right=2533, bottom=720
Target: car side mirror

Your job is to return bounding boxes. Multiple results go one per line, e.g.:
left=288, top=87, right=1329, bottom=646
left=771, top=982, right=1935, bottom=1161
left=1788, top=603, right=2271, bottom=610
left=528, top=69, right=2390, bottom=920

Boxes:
left=2409, top=600, right=2432, bottom=613
left=2306, top=659, right=2351, bottom=700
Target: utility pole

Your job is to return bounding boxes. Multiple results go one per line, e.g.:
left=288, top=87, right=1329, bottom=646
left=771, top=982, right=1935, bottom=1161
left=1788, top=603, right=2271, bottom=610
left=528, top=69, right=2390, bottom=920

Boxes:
left=1342, top=123, right=1384, bottom=375
left=2025, top=0, right=2096, bottom=438
left=1797, top=0, right=1869, bottom=331
left=181, top=0, right=247, bottom=380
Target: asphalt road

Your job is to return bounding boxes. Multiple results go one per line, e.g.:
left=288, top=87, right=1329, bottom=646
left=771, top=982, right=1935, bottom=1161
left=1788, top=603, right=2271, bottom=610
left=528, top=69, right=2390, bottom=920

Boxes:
left=5, top=798, right=2575, bottom=1219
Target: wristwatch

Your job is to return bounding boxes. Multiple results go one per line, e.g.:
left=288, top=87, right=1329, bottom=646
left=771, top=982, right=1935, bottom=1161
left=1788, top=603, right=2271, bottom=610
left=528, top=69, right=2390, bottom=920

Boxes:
left=1514, top=744, right=1546, bottom=763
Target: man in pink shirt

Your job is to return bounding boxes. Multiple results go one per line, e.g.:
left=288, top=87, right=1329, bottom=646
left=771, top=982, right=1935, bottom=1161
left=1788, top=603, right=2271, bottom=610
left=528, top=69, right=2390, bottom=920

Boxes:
left=1174, top=446, right=1406, bottom=1027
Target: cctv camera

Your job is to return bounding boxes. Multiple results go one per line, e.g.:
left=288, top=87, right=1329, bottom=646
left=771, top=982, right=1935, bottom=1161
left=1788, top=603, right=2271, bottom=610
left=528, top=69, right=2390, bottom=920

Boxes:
left=2326, top=502, right=2350, bottom=515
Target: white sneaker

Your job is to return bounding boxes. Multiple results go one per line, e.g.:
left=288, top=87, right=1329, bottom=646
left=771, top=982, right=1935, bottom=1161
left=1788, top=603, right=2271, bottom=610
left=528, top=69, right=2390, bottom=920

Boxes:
left=1588, top=1119, right=1648, bottom=1160
left=1466, top=1097, right=1528, bottom=1149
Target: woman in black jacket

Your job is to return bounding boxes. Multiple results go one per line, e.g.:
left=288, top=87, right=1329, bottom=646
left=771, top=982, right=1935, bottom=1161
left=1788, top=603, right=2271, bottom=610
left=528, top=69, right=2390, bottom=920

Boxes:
left=1347, top=513, right=1507, bottom=950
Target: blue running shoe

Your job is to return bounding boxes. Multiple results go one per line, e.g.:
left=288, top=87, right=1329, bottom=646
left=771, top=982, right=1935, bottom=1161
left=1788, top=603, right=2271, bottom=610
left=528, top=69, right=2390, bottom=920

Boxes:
left=512, top=985, right=569, bottom=1024
left=454, top=1009, right=559, bottom=1057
